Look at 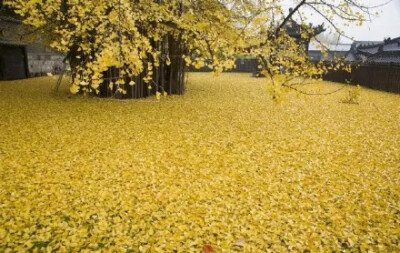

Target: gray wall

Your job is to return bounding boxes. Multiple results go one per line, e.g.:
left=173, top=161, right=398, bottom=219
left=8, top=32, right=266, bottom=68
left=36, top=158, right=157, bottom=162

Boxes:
left=26, top=44, right=65, bottom=77
left=0, top=15, right=65, bottom=77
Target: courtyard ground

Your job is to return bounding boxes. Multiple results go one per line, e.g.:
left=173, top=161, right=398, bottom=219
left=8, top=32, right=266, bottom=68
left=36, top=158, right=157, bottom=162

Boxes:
left=0, top=73, right=399, bottom=251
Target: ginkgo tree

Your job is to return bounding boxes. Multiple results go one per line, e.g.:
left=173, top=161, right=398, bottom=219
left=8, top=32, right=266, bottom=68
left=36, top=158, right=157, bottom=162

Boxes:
left=5, top=0, right=386, bottom=99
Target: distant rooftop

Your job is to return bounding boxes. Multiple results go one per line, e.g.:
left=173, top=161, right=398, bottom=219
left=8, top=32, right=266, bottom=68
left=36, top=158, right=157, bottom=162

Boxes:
left=352, top=41, right=382, bottom=48
left=367, top=51, right=400, bottom=64
left=0, top=15, right=22, bottom=23
left=309, top=43, right=352, bottom=52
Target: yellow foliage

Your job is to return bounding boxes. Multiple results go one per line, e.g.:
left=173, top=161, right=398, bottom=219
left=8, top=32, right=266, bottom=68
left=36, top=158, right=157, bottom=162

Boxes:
left=69, top=84, right=80, bottom=94
left=343, top=85, right=362, bottom=104
left=5, top=0, right=370, bottom=95
left=0, top=73, right=399, bottom=252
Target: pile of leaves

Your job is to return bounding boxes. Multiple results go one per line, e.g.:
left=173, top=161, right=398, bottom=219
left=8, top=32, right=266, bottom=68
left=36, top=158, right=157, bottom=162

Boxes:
left=0, top=73, right=399, bottom=252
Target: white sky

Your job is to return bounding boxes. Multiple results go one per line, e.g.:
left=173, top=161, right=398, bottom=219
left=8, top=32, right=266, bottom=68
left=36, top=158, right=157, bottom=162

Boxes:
left=283, top=0, right=400, bottom=42
left=345, top=0, right=400, bottom=41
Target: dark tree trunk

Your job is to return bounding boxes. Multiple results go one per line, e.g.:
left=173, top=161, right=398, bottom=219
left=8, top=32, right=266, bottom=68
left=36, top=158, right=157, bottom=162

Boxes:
left=165, top=35, right=186, bottom=95
left=99, top=35, right=187, bottom=99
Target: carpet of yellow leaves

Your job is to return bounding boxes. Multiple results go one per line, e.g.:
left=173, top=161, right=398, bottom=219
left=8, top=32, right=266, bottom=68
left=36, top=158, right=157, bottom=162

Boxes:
left=0, top=73, right=399, bottom=252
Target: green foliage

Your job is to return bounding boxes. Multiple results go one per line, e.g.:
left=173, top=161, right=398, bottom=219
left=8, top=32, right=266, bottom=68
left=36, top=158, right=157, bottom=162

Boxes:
left=0, top=74, right=399, bottom=251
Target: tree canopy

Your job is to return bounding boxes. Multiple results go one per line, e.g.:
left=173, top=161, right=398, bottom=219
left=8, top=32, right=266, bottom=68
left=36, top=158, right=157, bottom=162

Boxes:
left=5, top=0, right=385, bottom=98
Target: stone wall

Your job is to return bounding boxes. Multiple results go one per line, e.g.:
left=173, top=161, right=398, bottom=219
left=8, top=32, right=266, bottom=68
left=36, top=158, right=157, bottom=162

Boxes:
left=26, top=44, right=65, bottom=77
left=0, top=15, right=65, bottom=78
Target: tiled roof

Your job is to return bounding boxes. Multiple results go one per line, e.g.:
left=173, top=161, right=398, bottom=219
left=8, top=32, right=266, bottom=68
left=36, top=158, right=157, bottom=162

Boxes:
left=308, top=50, right=347, bottom=62
left=358, top=47, right=380, bottom=55
left=308, top=37, right=400, bottom=64
left=309, top=43, right=351, bottom=51
left=0, top=14, right=28, bottom=43
left=382, top=38, right=400, bottom=51
left=0, top=40, right=26, bottom=46
left=0, top=15, right=23, bottom=24
left=367, top=51, right=400, bottom=64
left=284, top=19, right=325, bottom=38
left=353, top=41, right=382, bottom=48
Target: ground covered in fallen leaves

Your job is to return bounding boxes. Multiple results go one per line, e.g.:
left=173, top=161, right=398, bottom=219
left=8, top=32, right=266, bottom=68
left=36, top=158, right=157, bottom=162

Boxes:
left=0, top=73, right=399, bottom=252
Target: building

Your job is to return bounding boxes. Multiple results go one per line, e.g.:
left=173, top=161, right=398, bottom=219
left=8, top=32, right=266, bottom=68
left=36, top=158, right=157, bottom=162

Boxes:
left=345, top=41, right=382, bottom=62
left=308, top=37, right=400, bottom=67
left=318, top=37, right=400, bottom=94
left=365, top=37, right=400, bottom=65
left=0, top=14, right=65, bottom=80
left=0, top=40, right=29, bottom=80
left=308, top=43, right=352, bottom=63
left=345, top=38, right=400, bottom=65
left=284, top=19, right=325, bottom=54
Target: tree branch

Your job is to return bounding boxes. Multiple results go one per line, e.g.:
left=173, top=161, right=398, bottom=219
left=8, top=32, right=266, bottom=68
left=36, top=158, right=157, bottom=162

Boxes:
left=275, top=0, right=307, bottom=36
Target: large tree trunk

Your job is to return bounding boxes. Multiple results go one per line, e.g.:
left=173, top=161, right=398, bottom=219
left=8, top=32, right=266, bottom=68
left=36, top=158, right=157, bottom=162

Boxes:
left=98, top=35, right=187, bottom=99
left=165, top=35, right=186, bottom=95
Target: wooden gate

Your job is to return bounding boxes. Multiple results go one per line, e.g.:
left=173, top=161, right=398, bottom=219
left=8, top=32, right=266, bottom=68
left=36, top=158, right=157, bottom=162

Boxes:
left=0, top=43, right=29, bottom=80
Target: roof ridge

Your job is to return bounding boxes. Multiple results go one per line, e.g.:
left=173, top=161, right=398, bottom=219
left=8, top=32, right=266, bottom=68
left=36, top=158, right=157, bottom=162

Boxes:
left=0, top=15, right=23, bottom=24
